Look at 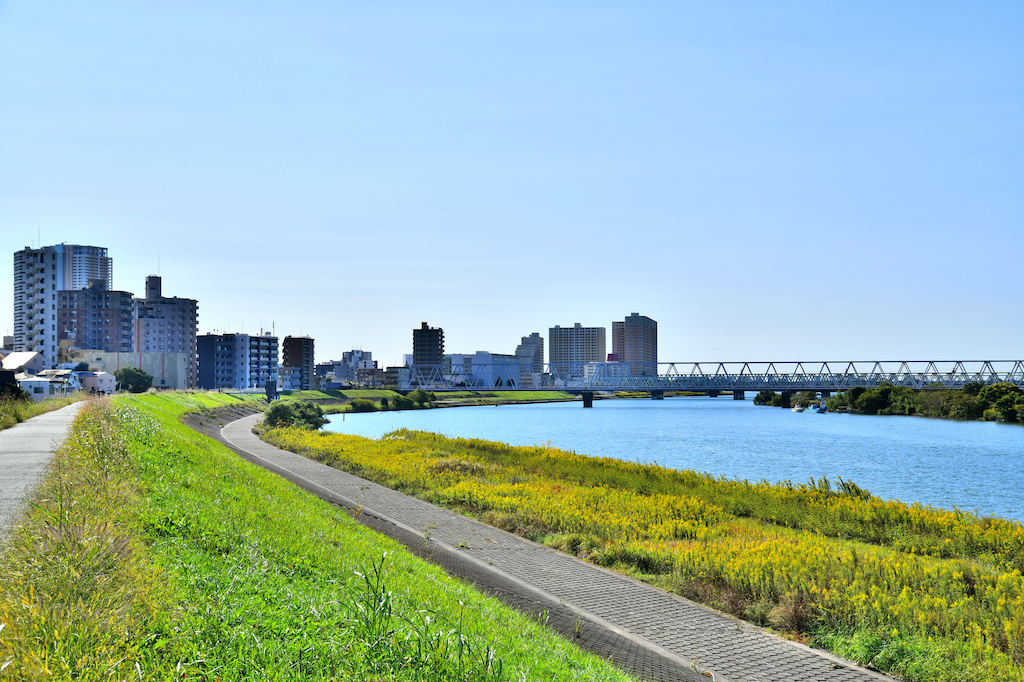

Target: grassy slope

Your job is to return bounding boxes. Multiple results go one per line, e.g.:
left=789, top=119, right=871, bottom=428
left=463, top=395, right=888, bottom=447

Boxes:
left=0, top=393, right=635, bottom=681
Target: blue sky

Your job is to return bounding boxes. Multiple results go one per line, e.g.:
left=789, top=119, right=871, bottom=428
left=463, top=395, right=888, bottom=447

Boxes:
left=2, top=2, right=1021, bottom=366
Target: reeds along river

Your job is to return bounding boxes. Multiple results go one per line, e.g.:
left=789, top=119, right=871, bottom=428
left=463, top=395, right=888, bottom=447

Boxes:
left=323, top=396, right=1024, bottom=522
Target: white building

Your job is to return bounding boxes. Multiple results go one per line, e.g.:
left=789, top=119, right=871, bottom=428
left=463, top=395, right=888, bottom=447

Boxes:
left=81, top=371, right=115, bottom=394
left=2, top=351, right=46, bottom=375
left=13, top=244, right=112, bottom=368
left=446, top=351, right=520, bottom=388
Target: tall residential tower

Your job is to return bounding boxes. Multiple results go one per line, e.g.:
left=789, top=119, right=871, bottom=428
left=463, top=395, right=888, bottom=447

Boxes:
left=133, top=276, right=199, bottom=388
left=13, top=244, right=112, bottom=368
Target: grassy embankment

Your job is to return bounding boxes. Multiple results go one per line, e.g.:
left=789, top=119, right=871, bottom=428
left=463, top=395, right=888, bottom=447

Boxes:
left=0, top=393, right=635, bottom=681
left=279, top=389, right=577, bottom=413
left=264, top=426, right=1024, bottom=682
left=0, top=395, right=80, bottom=431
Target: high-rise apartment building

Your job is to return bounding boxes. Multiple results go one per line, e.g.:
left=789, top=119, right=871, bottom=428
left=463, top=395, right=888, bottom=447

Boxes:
left=57, top=279, right=134, bottom=354
left=197, top=332, right=278, bottom=390
left=612, top=312, right=658, bottom=376
left=13, top=244, right=112, bottom=368
left=515, top=332, right=544, bottom=388
left=548, top=323, right=606, bottom=365
left=133, top=276, right=199, bottom=388
left=282, top=335, right=315, bottom=390
left=412, top=322, right=444, bottom=366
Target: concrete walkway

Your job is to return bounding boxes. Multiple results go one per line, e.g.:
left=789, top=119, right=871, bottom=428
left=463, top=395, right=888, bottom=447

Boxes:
left=0, top=402, right=84, bottom=538
left=222, top=414, right=896, bottom=682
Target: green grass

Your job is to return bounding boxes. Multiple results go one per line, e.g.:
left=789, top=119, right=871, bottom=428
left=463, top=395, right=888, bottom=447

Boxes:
left=0, top=392, right=636, bottom=681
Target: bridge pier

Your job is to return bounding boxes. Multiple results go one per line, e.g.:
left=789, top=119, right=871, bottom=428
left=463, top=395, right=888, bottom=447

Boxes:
left=819, top=391, right=831, bottom=399
left=651, top=390, right=664, bottom=400
left=779, top=391, right=792, bottom=408
left=708, top=390, right=719, bottom=398
left=733, top=390, right=745, bottom=400
left=582, top=391, right=594, bottom=408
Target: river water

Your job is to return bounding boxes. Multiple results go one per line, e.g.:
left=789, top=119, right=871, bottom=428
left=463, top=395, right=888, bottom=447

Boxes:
left=323, top=397, right=1024, bottom=522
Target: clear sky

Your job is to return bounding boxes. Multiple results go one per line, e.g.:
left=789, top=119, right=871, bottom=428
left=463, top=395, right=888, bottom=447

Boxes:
left=2, top=2, right=1021, bottom=367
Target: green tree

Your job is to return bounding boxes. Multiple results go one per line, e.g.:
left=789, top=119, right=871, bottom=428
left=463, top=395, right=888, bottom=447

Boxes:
left=753, top=390, right=776, bottom=406
left=0, top=382, right=31, bottom=401
left=963, top=382, right=984, bottom=396
left=74, top=362, right=90, bottom=372
left=115, top=367, right=153, bottom=393
left=380, top=397, right=389, bottom=410
left=978, top=382, right=1020, bottom=407
left=947, top=393, right=987, bottom=420
left=391, top=394, right=414, bottom=410
left=408, top=389, right=433, bottom=407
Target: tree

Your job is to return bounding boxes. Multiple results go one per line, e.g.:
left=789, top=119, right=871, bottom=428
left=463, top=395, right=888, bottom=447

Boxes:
left=0, top=382, right=31, bottom=402
left=380, top=397, right=389, bottom=410
left=408, top=389, right=433, bottom=407
left=753, top=390, right=776, bottom=406
left=115, top=366, right=153, bottom=393
left=74, top=362, right=90, bottom=372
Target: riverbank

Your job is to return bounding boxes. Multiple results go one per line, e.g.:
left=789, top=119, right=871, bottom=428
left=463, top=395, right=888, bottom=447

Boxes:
left=0, top=394, right=636, bottom=681
left=264, top=423, right=1024, bottom=682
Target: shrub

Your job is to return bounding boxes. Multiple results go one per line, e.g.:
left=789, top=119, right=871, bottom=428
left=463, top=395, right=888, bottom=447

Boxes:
left=349, top=398, right=378, bottom=413
left=264, top=400, right=327, bottom=429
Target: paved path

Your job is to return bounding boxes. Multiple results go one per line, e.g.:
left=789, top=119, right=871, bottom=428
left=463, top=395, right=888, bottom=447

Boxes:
left=222, top=414, right=896, bottom=682
left=0, top=402, right=84, bottom=538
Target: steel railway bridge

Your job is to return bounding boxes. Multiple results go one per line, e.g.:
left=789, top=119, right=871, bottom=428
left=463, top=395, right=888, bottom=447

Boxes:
left=400, top=360, right=1024, bottom=407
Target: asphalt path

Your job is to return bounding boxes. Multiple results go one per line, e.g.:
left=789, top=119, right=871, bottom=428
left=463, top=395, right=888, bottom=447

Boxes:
left=0, top=402, right=84, bottom=539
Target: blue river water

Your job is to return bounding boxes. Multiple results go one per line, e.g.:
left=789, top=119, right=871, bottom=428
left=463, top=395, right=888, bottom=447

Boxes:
left=323, top=397, right=1024, bottom=522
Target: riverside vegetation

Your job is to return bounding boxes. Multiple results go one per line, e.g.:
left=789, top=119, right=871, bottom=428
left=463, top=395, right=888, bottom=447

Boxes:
left=0, top=393, right=635, bottom=681
left=264, top=425, right=1024, bottom=682
left=755, top=382, right=1024, bottom=422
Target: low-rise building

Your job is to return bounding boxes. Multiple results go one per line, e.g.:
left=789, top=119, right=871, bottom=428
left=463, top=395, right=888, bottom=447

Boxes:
left=2, top=351, right=46, bottom=375
left=80, top=371, right=115, bottom=394
left=69, top=349, right=189, bottom=390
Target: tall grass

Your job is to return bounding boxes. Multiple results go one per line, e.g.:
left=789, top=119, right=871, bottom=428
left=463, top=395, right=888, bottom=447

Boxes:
left=264, top=426, right=1024, bottom=682
left=0, top=395, right=79, bottom=432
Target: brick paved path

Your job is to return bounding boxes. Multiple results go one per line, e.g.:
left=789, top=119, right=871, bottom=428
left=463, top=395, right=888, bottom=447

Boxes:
left=222, top=414, right=897, bottom=682
left=0, top=402, right=83, bottom=538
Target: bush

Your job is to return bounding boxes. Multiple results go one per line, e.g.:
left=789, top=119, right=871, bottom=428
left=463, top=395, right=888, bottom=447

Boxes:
left=264, top=400, right=327, bottom=429
left=380, top=397, right=389, bottom=410
left=349, top=398, right=378, bottom=413
left=753, top=390, right=775, bottom=406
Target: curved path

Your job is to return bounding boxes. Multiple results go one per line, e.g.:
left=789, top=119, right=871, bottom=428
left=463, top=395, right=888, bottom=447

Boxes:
left=222, top=414, right=896, bottom=682
left=0, top=402, right=84, bottom=539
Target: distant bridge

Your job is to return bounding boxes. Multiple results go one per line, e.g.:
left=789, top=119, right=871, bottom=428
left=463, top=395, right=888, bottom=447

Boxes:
left=401, top=361, right=1024, bottom=407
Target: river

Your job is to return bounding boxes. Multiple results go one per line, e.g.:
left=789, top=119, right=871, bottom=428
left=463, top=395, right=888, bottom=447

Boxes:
left=323, top=396, right=1024, bottom=522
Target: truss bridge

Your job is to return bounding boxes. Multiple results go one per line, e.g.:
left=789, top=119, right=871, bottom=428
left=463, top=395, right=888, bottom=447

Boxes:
left=401, top=360, right=1024, bottom=407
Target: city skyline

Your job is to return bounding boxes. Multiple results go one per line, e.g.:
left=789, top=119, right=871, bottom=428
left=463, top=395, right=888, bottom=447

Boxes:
left=2, top=3, right=1021, bottom=367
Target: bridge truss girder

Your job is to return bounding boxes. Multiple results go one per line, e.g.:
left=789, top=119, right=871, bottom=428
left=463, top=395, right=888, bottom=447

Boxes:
left=400, top=361, right=1024, bottom=393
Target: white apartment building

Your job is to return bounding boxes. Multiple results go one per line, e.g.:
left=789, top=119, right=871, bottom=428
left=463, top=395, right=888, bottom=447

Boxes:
left=548, top=323, right=606, bottom=366
left=13, top=244, right=112, bottom=368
